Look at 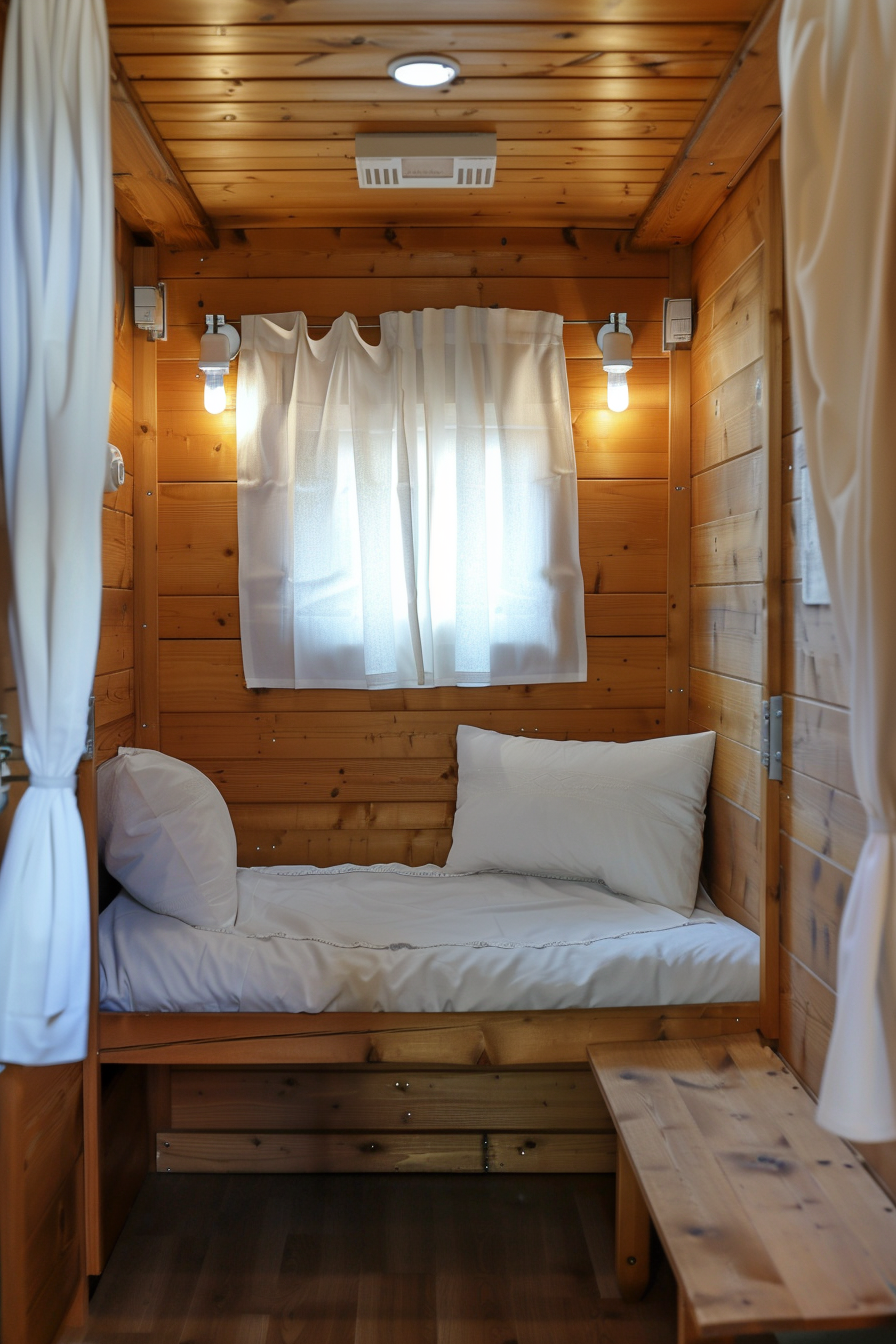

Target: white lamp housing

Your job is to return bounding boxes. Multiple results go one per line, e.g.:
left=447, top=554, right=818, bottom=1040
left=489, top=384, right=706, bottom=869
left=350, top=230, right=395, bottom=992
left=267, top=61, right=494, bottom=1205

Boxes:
left=105, top=444, right=126, bottom=493
left=199, top=315, right=240, bottom=414
left=596, top=313, right=634, bottom=413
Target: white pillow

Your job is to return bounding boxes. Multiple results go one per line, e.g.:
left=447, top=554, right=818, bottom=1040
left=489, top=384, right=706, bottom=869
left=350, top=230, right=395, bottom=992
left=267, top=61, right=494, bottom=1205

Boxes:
left=97, top=747, right=239, bottom=929
left=444, top=726, right=716, bottom=916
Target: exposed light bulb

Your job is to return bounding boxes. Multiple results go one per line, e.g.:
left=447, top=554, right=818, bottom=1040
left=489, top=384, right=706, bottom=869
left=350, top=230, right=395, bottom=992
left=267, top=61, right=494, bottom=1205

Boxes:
left=199, top=319, right=240, bottom=414
left=606, top=369, right=629, bottom=413
left=204, top=370, right=226, bottom=415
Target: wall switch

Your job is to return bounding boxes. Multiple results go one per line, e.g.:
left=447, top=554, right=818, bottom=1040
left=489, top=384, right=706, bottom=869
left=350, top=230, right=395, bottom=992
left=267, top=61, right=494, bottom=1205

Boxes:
left=663, top=296, right=693, bottom=350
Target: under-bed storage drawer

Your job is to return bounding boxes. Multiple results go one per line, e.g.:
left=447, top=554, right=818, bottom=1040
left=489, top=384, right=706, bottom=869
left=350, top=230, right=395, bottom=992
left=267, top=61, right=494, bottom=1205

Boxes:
left=155, top=1066, right=615, bottom=1174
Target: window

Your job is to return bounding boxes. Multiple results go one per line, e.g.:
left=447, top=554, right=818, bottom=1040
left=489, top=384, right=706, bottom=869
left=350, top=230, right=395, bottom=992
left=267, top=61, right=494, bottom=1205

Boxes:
left=237, top=306, right=586, bottom=690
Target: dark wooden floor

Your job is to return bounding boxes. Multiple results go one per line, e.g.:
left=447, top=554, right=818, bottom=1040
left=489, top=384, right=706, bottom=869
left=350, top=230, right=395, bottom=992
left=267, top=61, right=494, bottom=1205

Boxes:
left=63, top=1173, right=681, bottom=1344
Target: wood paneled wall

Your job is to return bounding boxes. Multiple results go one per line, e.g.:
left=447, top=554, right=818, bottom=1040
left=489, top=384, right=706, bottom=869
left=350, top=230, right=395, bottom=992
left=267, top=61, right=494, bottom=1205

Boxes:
left=689, top=153, right=774, bottom=933
left=777, top=289, right=896, bottom=1196
left=0, top=1064, right=86, bottom=1344
left=151, top=228, right=671, bottom=866
left=97, top=217, right=138, bottom=764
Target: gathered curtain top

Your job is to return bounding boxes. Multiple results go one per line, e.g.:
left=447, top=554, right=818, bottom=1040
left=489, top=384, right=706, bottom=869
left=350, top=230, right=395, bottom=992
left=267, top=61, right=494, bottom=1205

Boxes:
left=242, top=306, right=564, bottom=362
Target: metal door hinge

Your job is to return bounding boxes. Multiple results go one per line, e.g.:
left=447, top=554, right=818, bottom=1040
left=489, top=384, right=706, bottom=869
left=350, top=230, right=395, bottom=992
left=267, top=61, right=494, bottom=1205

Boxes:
left=761, top=696, right=783, bottom=781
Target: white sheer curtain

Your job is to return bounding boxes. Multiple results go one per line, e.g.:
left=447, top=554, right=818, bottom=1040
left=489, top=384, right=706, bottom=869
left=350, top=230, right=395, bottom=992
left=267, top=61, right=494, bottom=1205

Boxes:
left=0, top=0, right=113, bottom=1063
left=237, top=307, right=586, bottom=690
left=780, top=0, right=896, bottom=1140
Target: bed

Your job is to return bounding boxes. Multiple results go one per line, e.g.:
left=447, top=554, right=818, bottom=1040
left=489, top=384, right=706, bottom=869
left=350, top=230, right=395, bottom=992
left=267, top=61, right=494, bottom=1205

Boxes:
left=99, top=865, right=758, bottom=1015
left=80, top=727, right=763, bottom=1271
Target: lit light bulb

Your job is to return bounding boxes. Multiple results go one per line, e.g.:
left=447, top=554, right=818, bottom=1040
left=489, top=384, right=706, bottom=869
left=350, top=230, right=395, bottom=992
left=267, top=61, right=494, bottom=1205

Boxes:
left=606, top=369, right=629, bottom=413
left=204, top=370, right=226, bottom=415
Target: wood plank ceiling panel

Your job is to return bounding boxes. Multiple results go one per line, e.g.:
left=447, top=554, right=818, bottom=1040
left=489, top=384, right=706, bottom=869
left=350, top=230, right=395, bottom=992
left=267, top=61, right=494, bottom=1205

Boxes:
left=107, top=4, right=767, bottom=232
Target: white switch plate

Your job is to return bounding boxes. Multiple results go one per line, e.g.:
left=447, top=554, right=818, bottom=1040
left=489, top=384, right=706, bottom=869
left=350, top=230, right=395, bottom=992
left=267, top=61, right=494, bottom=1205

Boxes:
left=663, top=296, right=693, bottom=350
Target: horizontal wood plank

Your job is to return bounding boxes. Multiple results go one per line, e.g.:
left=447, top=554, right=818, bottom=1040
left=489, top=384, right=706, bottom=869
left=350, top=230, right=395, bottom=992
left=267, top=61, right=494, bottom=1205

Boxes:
left=710, top=734, right=761, bottom=814
left=690, top=583, right=763, bottom=681
left=779, top=949, right=834, bottom=1096
left=96, top=589, right=134, bottom=678
left=781, top=766, right=865, bottom=875
left=237, top=828, right=452, bottom=867
left=159, top=640, right=667, bottom=715
left=102, top=507, right=134, bottom=590
left=688, top=667, right=761, bottom=747
left=169, top=1067, right=610, bottom=1132
left=691, top=447, right=763, bottom=526
left=93, top=669, right=135, bottom=729
left=691, top=357, right=764, bottom=475
left=783, top=695, right=855, bottom=798
left=106, top=4, right=760, bottom=26
left=691, top=247, right=764, bottom=402
left=780, top=834, right=851, bottom=992
left=783, top=584, right=848, bottom=707
left=157, top=225, right=670, bottom=279
left=123, top=51, right=729, bottom=82
left=98, top=1003, right=762, bottom=1068
left=162, top=276, right=669, bottom=327
left=691, top=510, right=764, bottom=585
left=158, top=594, right=663, bottom=640
left=111, top=23, right=747, bottom=57
left=130, top=78, right=721, bottom=106
left=161, top=706, right=665, bottom=760
left=702, top=789, right=761, bottom=930
left=157, top=479, right=669, bottom=598
left=156, top=1128, right=615, bottom=1174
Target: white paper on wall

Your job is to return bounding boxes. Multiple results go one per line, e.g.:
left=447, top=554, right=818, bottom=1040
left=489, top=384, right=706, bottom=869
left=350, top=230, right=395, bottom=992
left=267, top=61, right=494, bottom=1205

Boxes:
left=800, top=464, right=831, bottom=605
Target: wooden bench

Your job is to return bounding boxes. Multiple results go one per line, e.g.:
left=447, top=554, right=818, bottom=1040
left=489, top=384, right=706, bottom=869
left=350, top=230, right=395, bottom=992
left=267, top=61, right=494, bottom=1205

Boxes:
left=587, top=1033, right=896, bottom=1343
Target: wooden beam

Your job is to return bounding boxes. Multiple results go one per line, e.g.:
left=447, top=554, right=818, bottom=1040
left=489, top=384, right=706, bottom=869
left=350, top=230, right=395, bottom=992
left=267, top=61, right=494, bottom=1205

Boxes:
left=78, top=753, right=104, bottom=1276
left=97, top=1003, right=761, bottom=1067
left=630, top=0, right=781, bottom=250
left=110, top=55, right=217, bottom=251
left=133, top=247, right=161, bottom=750
left=665, top=246, right=691, bottom=734
left=759, top=157, right=783, bottom=1040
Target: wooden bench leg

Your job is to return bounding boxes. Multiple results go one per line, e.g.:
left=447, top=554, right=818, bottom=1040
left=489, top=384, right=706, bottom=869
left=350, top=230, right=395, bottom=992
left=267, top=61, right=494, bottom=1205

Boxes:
left=616, top=1139, right=650, bottom=1301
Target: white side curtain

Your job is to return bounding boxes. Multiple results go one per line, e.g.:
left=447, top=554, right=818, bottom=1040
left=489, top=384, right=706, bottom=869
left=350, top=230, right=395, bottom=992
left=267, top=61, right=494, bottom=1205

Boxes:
left=0, top=0, right=113, bottom=1063
left=780, top=0, right=896, bottom=1140
left=237, top=307, right=586, bottom=689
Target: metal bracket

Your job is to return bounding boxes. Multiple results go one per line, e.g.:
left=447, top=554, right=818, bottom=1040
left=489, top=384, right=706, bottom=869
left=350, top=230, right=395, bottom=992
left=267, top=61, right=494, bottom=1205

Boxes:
left=761, top=696, right=783, bottom=781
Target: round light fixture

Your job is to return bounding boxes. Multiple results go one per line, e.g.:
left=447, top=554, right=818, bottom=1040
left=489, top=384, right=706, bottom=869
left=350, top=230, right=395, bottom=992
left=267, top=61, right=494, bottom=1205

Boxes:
left=387, top=55, right=460, bottom=88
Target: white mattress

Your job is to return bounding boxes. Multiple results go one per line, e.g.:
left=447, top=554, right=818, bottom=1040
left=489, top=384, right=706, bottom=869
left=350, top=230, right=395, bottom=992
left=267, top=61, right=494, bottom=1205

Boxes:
left=98, top=863, right=759, bottom=1014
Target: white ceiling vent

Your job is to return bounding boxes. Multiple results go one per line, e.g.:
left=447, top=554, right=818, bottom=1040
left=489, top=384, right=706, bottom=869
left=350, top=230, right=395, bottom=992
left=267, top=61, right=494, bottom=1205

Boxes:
left=354, top=133, right=497, bottom=189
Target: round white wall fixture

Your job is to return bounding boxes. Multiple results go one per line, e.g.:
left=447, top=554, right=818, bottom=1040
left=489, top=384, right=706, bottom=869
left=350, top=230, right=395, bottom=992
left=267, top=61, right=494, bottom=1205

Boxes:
left=105, top=444, right=126, bottom=494
left=387, top=55, right=460, bottom=88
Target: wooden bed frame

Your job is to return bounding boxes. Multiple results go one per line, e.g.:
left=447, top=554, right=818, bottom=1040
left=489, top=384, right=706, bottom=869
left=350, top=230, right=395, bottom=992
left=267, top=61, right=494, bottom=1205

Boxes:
left=77, top=752, right=764, bottom=1274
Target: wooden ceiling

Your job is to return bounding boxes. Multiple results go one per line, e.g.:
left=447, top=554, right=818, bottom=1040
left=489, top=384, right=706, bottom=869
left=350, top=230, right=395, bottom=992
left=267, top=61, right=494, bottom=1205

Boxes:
left=105, top=0, right=780, bottom=247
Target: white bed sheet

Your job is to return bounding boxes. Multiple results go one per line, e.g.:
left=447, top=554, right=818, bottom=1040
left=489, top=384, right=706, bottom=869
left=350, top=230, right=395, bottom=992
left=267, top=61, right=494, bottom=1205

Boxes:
left=98, top=863, right=759, bottom=1013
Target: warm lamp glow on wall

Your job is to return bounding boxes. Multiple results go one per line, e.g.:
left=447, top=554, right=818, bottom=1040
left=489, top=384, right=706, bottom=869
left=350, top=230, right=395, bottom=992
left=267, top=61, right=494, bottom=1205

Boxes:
left=199, top=315, right=240, bottom=414
left=596, top=313, right=633, bottom=412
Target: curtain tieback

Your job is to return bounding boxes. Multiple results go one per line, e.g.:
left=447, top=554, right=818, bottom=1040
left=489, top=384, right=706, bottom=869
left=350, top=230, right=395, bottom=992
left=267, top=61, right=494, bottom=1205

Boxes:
left=867, top=818, right=896, bottom=834
left=29, top=774, right=76, bottom=790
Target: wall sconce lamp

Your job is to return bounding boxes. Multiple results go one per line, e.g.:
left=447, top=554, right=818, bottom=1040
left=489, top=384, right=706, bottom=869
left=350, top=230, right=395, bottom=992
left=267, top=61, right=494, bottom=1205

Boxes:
left=199, top=315, right=240, bottom=414
left=596, top=312, right=633, bottom=413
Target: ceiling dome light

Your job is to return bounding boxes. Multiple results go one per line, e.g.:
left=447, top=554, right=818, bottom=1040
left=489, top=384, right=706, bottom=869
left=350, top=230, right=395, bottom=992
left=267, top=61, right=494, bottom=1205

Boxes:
left=387, top=55, right=460, bottom=88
